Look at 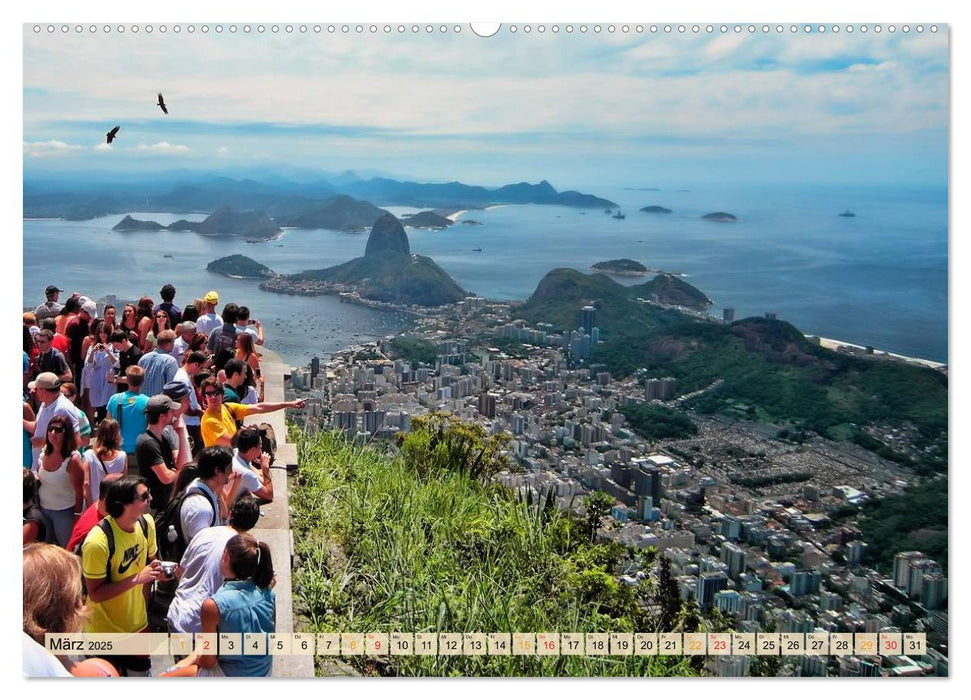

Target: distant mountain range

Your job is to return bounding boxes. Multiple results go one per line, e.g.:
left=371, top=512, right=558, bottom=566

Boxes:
left=23, top=174, right=617, bottom=224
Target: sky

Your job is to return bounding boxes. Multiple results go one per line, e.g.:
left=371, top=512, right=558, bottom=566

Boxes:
left=22, top=22, right=948, bottom=189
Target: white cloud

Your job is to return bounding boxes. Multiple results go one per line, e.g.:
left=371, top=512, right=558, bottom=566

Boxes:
left=93, top=143, right=113, bottom=151
left=216, top=146, right=229, bottom=157
left=133, top=141, right=191, bottom=154
left=23, top=140, right=83, bottom=158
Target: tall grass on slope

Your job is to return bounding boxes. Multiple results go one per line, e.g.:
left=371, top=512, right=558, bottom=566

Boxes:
left=290, top=426, right=696, bottom=677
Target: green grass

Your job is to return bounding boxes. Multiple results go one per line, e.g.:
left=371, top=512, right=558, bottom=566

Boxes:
left=289, top=428, right=698, bottom=677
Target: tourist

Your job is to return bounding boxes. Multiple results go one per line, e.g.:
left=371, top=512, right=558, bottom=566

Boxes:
left=33, top=415, right=84, bottom=547
left=177, top=445, right=234, bottom=547
left=135, top=394, right=188, bottom=507
left=81, top=418, right=127, bottom=507
left=105, top=365, right=150, bottom=469
left=23, top=543, right=120, bottom=677
left=137, top=329, right=179, bottom=397
left=81, top=475, right=168, bottom=676
left=64, top=299, right=95, bottom=388
left=145, top=307, right=174, bottom=350
left=235, top=305, right=265, bottom=346
left=173, top=351, right=207, bottom=456
left=25, top=372, right=81, bottom=466
left=109, top=327, right=143, bottom=393
left=225, top=426, right=274, bottom=504
left=172, top=320, right=196, bottom=365
left=154, top=283, right=182, bottom=326
left=208, top=302, right=240, bottom=371
left=83, top=321, right=118, bottom=423
left=162, top=533, right=274, bottom=677
left=236, top=331, right=262, bottom=380
left=23, top=468, right=47, bottom=545
left=23, top=401, right=35, bottom=468
left=33, top=284, right=64, bottom=322
left=136, top=296, right=155, bottom=351
left=55, top=295, right=80, bottom=336
left=119, top=302, right=140, bottom=344
left=41, top=317, right=70, bottom=355
left=181, top=297, right=205, bottom=325
left=33, top=329, right=72, bottom=383
left=222, top=358, right=249, bottom=402
left=165, top=494, right=260, bottom=635
left=195, top=290, right=223, bottom=337
left=162, top=381, right=195, bottom=465
left=199, top=376, right=305, bottom=448
left=102, top=303, right=117, bottom=329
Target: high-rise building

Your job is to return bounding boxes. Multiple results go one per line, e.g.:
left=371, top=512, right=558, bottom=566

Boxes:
left=893, top=551, right=925, bottom=589
left=723, top=308, right=735, bottom=323
left=790, top=570, right=822, bottom=596
left=921, top=573, right=947, bottom=610
left=846, top=540, right=867, bottom=566
left=907, top=559, right=942, bottom=599
left=581, top=305, right=597, bottom=335
left=696, top=571, right=729, bottom=609
left=363, top=410, right=386, bottom=436
left=721, top=542, right=746, bottom=579
left=310, top=356, right=320, bottom=381
left=477, top=392, right=497, bottom=418
left=714, top=589, right=741, bottom=614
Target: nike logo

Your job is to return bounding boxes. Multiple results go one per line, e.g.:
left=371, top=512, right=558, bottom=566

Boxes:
left=117, top=544, right=142, bottom=575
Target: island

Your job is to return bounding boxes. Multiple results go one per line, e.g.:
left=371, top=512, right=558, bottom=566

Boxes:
left=401, top=210, right=454, bottom=229
left=262, top=213, right=467, bottom=307
left=167, top=206, right=281, bottom=241
left=207, top=254, right=275, bottom=279
left=112, top=215, right=167, bottom=232
left=460, top=220, right=483, bottom=226
left=640, top=205, right=673, bottom=214
left=275, top=195, right=388, bottom=232
left=701, top=212, right=738, bottom=222
left=591, top=259, right=649, bottom=276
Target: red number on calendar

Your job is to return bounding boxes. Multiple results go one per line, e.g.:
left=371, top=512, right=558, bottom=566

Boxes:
left=714, top=640, right=727, bottom=651
left=886, top=640, right=898, bottom=651
left=203, top=640, right=210, bottom=650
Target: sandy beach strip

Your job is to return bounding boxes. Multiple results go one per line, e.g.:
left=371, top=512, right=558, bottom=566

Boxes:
left=816, top=337, right=946, bottom=370
left=445, top=209, right=467, bottom=222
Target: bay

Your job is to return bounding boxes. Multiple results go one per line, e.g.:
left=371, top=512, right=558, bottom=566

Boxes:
left=22, top=181, right=947, bottom=365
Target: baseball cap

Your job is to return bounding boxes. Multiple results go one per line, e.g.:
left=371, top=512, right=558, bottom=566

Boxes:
left=45, top=285, right=63, bottom=294
left=28, top=372, right=61, bottom=391
left=81, top=301, right=98, bottom=318
left=146, top=395, right=180, bottom=412
left=162, top=382, right=191, bottom=401
left=204, top=291, right=219, bottom=304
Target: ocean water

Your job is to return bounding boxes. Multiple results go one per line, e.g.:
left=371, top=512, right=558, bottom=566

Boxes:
left=22, top=181, right=947, bottom=365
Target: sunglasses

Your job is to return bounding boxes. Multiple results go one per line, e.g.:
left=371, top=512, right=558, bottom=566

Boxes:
left=136, top=491, right=152, bottom=502
left=47, top=426, right=66, bottom=433
left=204, top=391, right=222, bottom=398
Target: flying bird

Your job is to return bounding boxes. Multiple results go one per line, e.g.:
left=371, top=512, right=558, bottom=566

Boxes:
left=157, top=93, right=168, bottom=114
left=106, top=126, right=120, bottom=144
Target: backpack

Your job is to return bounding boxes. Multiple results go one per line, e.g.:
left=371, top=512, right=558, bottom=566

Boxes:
left=209, top=326, right=238, bottom=372
left=154, top=484, right=220, bottom=561
left=77, top=516, right=149, bottom=580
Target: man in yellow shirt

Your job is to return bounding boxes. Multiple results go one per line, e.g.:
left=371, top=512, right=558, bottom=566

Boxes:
left=81, top=475, right=169, bottom=675
left=199, top=377, right=305, bottom=448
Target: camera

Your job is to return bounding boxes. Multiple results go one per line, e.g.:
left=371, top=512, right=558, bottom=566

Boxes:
left=160, top=561, right=177, bottom=578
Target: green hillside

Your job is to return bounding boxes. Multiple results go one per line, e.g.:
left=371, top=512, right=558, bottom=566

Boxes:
left=290, top=423, right=700, bottom=677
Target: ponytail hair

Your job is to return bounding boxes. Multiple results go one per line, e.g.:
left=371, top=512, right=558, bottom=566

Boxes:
left=225, top=533, right=274, bottom=589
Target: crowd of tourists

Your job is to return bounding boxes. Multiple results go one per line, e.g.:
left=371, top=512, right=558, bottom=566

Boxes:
left=22, top=284, right=305, bottom=677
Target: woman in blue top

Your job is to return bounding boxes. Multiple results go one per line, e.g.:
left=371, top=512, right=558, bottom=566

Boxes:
left=163, top=533, right=275, bottom=677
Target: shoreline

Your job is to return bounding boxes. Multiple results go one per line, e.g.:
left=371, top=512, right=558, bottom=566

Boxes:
left=815, top=336, right=946, bottom=370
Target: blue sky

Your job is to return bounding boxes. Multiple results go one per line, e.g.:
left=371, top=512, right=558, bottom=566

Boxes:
left=23, top=24, right=948, bottom=189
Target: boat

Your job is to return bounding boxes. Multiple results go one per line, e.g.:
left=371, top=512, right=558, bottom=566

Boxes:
left=612, top=211, right=626, bottom=220
left=604, top=208, right=613, bottom=214
left=472, top=248, right=483, bottom=252
left=838, top=209, right=856, bottom=217
left=163, top=254, right=174, bottom=258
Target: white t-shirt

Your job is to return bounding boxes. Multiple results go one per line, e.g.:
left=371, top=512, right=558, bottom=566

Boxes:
left=82, top=449, right=127, bottom=504
left=173, top=367, right=201, bottom=426
left=194, top=312, right=223, bottom=338
left=22, top=633, right=73, bottom=677
left=166, top=526, right=237, bottom=634
left=179, top=480, right=222, bottom=544
left=231, top=450, right=262, bottom=500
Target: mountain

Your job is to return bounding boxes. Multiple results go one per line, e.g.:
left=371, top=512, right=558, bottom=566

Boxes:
left=276, top=195, right=388, bottom=232
left=112, top=215, right=167, bottom=232
left=629, top=273, right=712, bottom=308
left=167, top=206, right=281, bottom=241
left=401, top=211, right=454, bottom=229
left=284, top=214, right=466, bottom=307
left=207, top=254, right=275, bottom=279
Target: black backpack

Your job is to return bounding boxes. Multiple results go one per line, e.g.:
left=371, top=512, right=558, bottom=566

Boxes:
left=154, top=484, right=220, bottom=561
left=209, top=326, right=238, bottom=372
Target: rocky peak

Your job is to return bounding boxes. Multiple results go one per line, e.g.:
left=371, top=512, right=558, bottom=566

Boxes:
left=364, top=213, right=411, bottom=258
